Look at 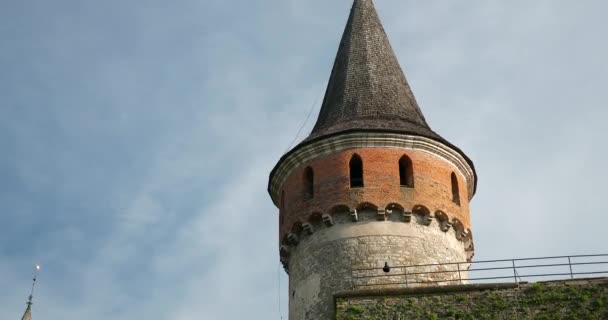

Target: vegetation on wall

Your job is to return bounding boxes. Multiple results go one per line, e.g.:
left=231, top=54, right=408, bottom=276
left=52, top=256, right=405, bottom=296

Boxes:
left=336, top=281, right=608, bottom=320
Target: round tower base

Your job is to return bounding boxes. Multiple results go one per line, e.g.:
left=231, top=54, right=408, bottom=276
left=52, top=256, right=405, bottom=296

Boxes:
left=287, top=220, right=468, bottom=320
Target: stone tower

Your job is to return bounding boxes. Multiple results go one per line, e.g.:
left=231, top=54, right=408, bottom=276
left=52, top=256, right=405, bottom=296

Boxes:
left=267, top=1, right=477, bottom=319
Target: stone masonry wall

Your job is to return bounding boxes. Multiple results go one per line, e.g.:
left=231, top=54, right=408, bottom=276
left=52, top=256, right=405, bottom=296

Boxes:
left=335, top=278, right=608, bottom=320
left=288, top=219, right=467, bottom=320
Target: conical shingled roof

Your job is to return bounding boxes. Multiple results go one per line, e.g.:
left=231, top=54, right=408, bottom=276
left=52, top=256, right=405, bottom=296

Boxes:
left=304, top=0, right=447, bottom=143
left=269, top=0, right=477, bottom=197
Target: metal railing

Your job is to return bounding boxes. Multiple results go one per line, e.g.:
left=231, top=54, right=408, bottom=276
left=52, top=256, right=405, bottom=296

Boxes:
left=351, top=254, right=608, bottom=289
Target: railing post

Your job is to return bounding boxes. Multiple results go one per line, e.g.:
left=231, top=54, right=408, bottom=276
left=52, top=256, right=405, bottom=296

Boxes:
left=512, top=260, right=518, bottom=284
left=457, top=263, right=462, bottom=285
left=404, top=266, right=409, bottom=288
left=568, top=256, right=574, bottom=279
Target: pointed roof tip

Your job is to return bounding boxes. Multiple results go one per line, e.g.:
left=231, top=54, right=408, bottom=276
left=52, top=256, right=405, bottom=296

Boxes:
left=21, top=304, right=32, bottom=320
left=306, top=0, right=441, bottom=143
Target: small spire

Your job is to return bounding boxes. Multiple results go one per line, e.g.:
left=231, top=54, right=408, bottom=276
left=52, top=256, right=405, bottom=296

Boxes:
left=20, top=304, right=31, bottom=320
left=21, top=265, right=40, bottom=320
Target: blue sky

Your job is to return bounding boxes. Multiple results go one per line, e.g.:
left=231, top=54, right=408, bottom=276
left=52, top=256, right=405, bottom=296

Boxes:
left=1, top=0, right=608, bottom=319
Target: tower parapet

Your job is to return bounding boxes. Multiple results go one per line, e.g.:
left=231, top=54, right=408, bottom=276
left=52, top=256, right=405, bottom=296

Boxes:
left=268, top=1, right=477, bottom=319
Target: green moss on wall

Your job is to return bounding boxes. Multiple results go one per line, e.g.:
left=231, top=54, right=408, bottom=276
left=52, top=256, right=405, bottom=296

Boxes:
left=336, top=279, right=608, bottom=320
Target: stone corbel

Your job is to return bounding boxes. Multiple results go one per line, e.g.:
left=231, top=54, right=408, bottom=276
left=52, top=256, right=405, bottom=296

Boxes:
left=403, top=211, right=412, bottom=222
left=281, top=258, right=290, bottom=274
left=350, top=209, right=358, bottom=222
left=322, top=214, right=334, bottom=227
left=457, top=230, right=468, bottom=241
left=463, top=229, right=473, bottom=242
left=423, top=214, right=434, bottom=226
left=302, top=223, right=314, bottom=235
left=377, top=207, right=386, bottom=221
left=440, top=220, right=452, bottom=232
left=280, top=255, right=288, bottom=264
left=465, top=242, right=474, bottom=252
left=287, top=233, right=299, bottom=245
left=280, top=245, right=290, bottom=257
left=466, top=250, right=475, bottom=262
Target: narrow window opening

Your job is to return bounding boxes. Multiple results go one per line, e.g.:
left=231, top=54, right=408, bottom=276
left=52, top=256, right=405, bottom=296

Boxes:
left=399, top=155, right=414, bottom=187
left=304, top=167, right=314, bottom=200
left=350, top=154, right=364, bottom=188
left=451, top=172, right=461, bottom=206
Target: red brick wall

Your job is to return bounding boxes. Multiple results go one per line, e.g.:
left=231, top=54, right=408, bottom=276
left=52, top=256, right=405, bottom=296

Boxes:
left=278, top=148, right=471, bottom=240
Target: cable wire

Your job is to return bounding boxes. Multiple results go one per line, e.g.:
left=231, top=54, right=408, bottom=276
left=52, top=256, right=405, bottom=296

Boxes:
left=283, top=89, right=322, bottom=154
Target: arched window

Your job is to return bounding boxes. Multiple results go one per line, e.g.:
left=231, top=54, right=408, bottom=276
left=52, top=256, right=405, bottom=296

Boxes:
left=451, top=172, right=460, bottom=206
left=350, top=154, right=363, bottom=187
left=399, top=155, right=414, bottom=187
left=304, top=166, right=314, bottom=200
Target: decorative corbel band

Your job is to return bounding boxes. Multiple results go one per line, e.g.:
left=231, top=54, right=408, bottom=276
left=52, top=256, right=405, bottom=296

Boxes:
left=280, top=208, right=475, bottom=271
left=280, top=204, right=475, bottom=271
